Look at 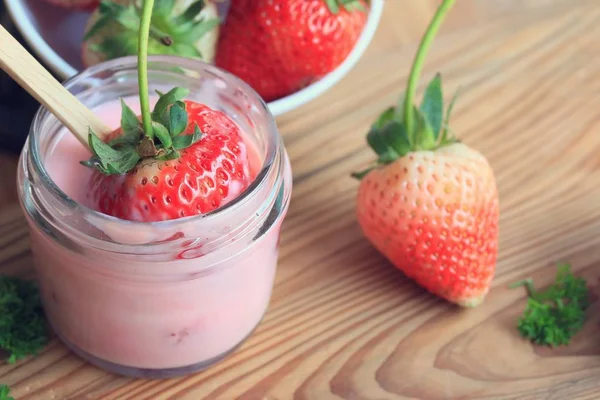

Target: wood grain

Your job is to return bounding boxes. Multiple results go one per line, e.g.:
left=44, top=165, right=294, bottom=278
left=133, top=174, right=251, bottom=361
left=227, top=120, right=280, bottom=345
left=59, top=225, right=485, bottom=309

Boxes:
left=2, top=0, right=600, bottom=398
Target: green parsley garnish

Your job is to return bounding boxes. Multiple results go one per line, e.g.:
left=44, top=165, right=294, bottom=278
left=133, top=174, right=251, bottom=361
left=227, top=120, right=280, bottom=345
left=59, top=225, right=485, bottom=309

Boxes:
left=509, top=263, right=589, bottom=347
left=0, top=384, right=13, bottom=400
left=0, top=276, right=48, bottom=363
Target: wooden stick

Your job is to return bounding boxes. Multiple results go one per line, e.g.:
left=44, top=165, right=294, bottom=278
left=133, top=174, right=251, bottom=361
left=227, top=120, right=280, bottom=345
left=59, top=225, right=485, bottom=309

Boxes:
left=0, top=25, right=111, bottom=148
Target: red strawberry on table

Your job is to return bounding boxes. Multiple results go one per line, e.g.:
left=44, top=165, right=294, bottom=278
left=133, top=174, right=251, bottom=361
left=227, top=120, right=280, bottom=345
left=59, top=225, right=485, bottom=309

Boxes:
left=81, top=0, right=253, bottom=223
left=353, top=0, right=499, bottom=307
left=42, top=0, right=99, bottom=11
left=215, top=0, right=369, bottom=102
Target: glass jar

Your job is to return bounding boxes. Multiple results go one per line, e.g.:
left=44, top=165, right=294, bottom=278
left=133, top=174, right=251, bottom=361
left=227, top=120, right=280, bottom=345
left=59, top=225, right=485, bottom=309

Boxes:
left=17, top=55, right=293, bottom=379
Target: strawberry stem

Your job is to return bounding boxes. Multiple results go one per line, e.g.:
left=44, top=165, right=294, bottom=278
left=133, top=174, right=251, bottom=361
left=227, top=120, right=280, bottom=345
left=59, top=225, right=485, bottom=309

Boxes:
left=138, top=0, right=154, bottom=138
left=404, top=0, right=456, bottom=136
left=149, top=26, right=173, bottom=46
left=509, top=278, right=536, bottom=297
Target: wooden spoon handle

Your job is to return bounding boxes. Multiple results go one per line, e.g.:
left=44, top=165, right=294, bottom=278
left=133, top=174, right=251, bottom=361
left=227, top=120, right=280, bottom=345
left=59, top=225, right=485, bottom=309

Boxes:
left=0, top=25, right=110, bottom=148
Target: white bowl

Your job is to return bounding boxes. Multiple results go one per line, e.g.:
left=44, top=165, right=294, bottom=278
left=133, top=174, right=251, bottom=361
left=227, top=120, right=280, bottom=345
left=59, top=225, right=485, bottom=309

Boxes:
left=5, top=0, right=383, bottom=117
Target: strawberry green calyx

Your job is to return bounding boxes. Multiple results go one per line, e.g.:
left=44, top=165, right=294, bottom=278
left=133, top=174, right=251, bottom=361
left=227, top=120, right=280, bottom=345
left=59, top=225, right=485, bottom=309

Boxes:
left=81, top=84, right=202, bottom=176
left=352, top=0, right=457, bottom=180
left=84, top=0, right=219, bottom=61
left=81, top=0, right=202, bottom=176
left=325, top=0, right=367, bottom=13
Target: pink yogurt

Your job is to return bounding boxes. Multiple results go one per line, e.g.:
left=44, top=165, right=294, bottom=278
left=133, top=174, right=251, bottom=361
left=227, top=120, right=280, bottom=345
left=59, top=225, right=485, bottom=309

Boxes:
left=19, top=60, right=292, bottom=379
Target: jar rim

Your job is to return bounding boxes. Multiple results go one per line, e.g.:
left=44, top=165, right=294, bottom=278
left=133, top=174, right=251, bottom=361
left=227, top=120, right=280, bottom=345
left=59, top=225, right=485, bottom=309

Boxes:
left=28, top=55, right=279, bottom=229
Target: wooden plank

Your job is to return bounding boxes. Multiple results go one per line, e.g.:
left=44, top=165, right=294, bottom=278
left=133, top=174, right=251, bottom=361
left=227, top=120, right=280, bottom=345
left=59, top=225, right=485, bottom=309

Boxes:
left=1, top=0, right=600, bottom=398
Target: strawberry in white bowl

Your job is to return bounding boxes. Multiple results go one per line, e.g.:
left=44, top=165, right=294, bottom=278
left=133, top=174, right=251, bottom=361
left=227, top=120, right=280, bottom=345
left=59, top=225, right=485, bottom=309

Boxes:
left=40, top=0, right=100, bottom=11
left=5, top=0, right=384, bottom=117
left=81, top=0, right=220, bottom=67
left=215, top=0, right=369, bottom=102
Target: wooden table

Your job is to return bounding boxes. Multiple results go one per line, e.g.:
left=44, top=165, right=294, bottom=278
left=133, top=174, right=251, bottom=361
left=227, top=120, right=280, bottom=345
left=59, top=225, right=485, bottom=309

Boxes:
left=2, top=0, right=600, bottom=398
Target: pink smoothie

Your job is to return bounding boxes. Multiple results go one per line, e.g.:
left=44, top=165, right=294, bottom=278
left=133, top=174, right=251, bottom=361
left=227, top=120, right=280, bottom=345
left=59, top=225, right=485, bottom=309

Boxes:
left=28, top=97, right=282, bottom=371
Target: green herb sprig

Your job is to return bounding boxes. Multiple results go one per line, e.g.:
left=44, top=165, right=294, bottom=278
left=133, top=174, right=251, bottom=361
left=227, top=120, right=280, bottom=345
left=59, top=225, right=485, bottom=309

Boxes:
left=0, top=276, right=48, bottom=364
left=0, top=384, right=13, bottom=400
left=510, top=264, right=590, bottom=347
